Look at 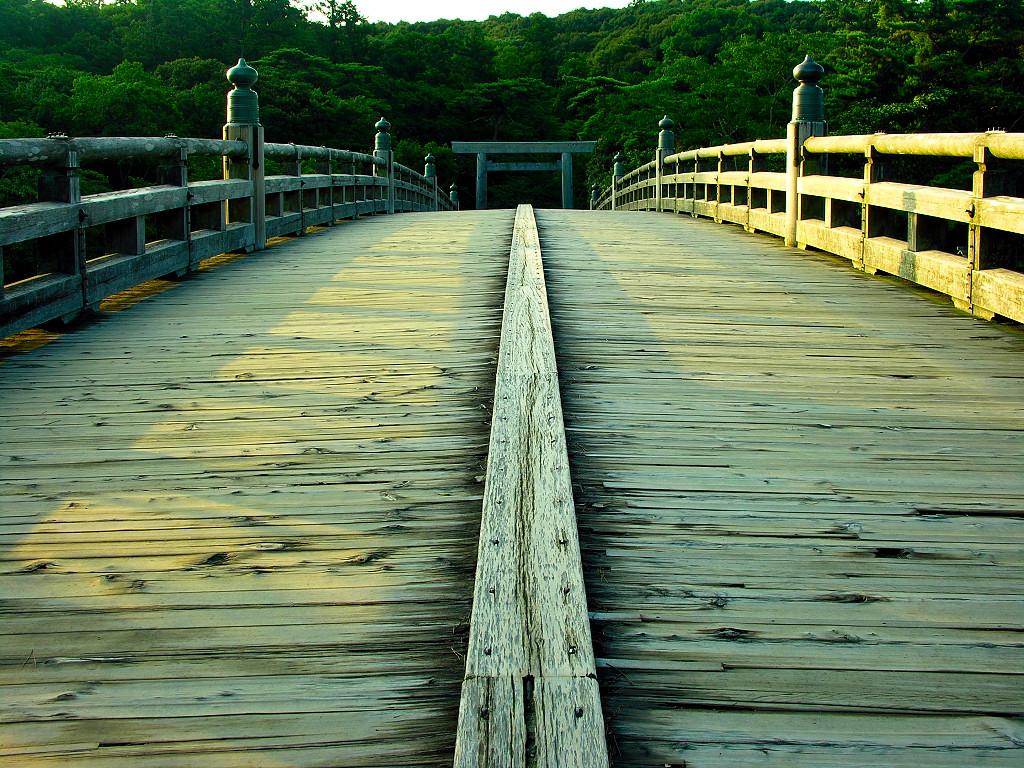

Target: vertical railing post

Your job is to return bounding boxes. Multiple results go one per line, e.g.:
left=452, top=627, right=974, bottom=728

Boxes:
left=37, top=133, right=85, bottom=313
left=714, top=150, right=725, bottom=223
left=612, top=152, right=625, bottom=211
left=656, top=116, right=674, bottom=212
left=690, top=155, right=699, bottom=217
left=283, top=145, right=304, bottom=236
left=315, top=150, right=333, bottom=227
left=159, top=142, right=190, bottom=269
left=590, top=183, right=599, bottom=210
left=858, top=142, right=886, bottom=273
left=373, top=117, right=394, bottom=215
left=967, top=142, right=1013, bottom=317
left=745, top=148, right=760, bottom=232
left=450, top=183, right=460, bottom=211
left=224, top=58, right=265, bottom=251
left=786, top=55, right=826, bottom=248
left=424, top=153, right=437, bottom=212
left=350, top=155, right=360, bottom=217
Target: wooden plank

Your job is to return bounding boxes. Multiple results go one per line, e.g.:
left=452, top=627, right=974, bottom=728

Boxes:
left=454, top=205, right=608, bottom=767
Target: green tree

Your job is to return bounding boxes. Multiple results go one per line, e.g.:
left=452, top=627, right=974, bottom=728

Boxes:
left=455, top=79, right=558, bottom=141
left=71, top=62, right=181, bottom=137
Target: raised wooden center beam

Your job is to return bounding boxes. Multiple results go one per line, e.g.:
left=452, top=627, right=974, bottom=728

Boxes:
left=454, top=205, right=608, bottom=768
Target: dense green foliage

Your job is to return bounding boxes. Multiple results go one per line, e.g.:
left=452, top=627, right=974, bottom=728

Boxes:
left=1, top=0, right=1022, bottom=209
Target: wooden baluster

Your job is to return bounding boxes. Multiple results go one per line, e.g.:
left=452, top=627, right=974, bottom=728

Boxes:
left=108, top=214, right=146, bottom=258
left=37, top=141, right=83, bottom=275
left=611, top=152, right=624, bottom=212
left=714, top=150, right=724, bottom=223
left=744, top=149, right=758, bottom=232
left=156, top=144, right=190, bottom=276
left=691, top=155, right=699, bottom=216
left=967, top=143, right=1015, bottom=318
left=858, top=143, right=885, bottom=273
left=316, top=151, right=333, bottom=226
left=350, top=157, right=358, bottom=217
left=35, top=138, right=86, bottom=317
left=282, top=145, right=304, bottom=236
left=672, top=157, right=680, bottom=214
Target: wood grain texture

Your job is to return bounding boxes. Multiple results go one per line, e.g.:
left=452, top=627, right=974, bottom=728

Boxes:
left=538, top=209, right=1024, bottom=768
left=455, top=205, right=608, bottom=768
left=0, top=210, right=512, bottom=766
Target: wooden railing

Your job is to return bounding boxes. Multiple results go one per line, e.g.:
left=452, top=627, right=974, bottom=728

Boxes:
left=0, top=61, right=454, bottom=340
left=596, top=59, right=1024, bottom=326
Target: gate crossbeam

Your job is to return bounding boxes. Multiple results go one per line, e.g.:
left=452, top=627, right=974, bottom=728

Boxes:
left=452, top=141, right=597, bottom=210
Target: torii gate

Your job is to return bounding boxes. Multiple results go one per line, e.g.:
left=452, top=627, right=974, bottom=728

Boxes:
left=451, top=141, right=597, bottom=210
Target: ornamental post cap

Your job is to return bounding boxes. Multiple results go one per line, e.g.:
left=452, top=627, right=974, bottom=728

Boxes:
left=793, top=55, right=824, bottom=85
left=424, top=153, right=436, bottom=163
left=591, top=183, right=599, bottom=190
left=375, top=117, right=391, bottom=133
left=614, top=151, right=626, bottom=162
left=659, top=115, right=674, bottom=131
left=450, top=182, right=458, bottom=190
left=227, top=58, right=258, bottom=89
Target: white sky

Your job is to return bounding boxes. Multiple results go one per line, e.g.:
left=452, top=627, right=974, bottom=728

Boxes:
left=355, top=1, right=635, bottom=24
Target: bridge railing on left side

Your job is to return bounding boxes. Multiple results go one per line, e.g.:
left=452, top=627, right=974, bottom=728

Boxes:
left=0, top=60, right=456, bottom=341
left=596, top=57, right=1024, bottom=326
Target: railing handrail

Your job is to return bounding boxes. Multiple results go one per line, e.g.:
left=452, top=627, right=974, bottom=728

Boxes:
left=0, top=137, right=249, bottom=166
left=392, top=160, right=432, bottom=185
left=263, top=142, right=383, bottom=167
left=619, top=159, right=655, bottom=185
left=664, top=138, right=788, bottom=164
left=803, top=131, right=1024, bottom=159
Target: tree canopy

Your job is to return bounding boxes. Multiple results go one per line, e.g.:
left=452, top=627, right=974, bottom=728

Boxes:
left=1, top=0, right=1021, bottom=208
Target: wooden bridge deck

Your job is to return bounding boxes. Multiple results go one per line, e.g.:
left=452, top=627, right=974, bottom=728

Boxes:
left=540, top=210, right=1024, bottom=767
left=1, top=208, right=1023, bottom=767
left=0, top=211, right=511, bottom=766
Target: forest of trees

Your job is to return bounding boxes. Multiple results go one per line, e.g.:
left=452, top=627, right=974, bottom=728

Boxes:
left=1, top=0, right=1022, bottom=208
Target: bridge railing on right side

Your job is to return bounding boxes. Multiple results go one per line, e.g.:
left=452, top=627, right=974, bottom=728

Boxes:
left=595, top=58, right=1023, bottom=326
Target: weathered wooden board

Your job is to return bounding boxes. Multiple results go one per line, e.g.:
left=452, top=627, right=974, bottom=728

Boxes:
left=538, top=209, right=1024, bottom=768
left=0, top=210, right=513, bottom=766
left=454, top=205, right=608, bottom=767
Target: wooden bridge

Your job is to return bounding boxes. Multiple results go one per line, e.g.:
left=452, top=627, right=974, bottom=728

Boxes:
left=2, top=58, right=1023, bottom=767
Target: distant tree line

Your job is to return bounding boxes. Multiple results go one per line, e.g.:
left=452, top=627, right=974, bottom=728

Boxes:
left=1, top=0, right=1022, bottom=210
